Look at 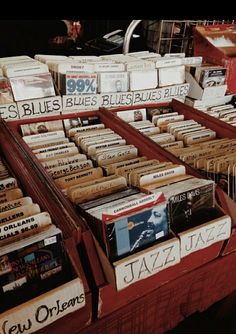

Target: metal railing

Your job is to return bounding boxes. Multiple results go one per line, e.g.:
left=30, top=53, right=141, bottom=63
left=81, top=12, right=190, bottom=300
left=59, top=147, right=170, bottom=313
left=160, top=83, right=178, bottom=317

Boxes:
left=142, top=20, right=235, bottom=56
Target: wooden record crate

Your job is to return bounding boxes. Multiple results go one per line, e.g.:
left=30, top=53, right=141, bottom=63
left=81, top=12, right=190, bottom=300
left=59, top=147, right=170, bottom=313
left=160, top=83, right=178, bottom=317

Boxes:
left=76, top=250, right=236, bottom=334
left=2, top=108, right=231, bottom=318
left=0, top=120, right=92, bottom=334
left=102, top=101, right=236, bottom=258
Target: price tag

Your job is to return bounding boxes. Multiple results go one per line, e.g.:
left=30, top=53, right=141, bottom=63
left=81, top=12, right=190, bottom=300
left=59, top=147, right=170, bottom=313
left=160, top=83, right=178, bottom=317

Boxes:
left=66, top=73, right=97, bottom=95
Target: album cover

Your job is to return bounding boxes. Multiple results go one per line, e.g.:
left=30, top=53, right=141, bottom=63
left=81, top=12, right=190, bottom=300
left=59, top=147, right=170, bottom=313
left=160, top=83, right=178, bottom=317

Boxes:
left=10, top=73, right=56, bottom=101
left=86, top=193, right=169, bottom=260
left=0, top=76, right=14, bottom=104
left=199, top=67, right=227, bottom=88
left=0, top=225, right=71, bottom=312
left=172, top=206, right=228, bottom=234
left=163, top=179, right=215, bottom=231
left=105, top=200, right=169, bottom=261
left=78, top=187, right=140, bottom=211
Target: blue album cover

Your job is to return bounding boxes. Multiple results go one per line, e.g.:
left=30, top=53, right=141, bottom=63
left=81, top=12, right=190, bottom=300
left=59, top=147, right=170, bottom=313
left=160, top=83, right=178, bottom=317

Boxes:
left=106, top=202, right=169, bottom=260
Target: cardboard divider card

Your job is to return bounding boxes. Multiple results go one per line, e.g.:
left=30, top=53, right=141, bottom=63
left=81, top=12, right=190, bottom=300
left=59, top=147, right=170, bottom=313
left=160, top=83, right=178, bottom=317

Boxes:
left=0, top=103, right=19, bottom=121
left=68, top=123, right=105, bottom=137
left=0, top=197, right=32, bottom=213
left=17, top=96, right=62, bottom=120
left=68, top=175, right=128, bottom=204
left=32, top=142, right=76, bottom=155
left=96, top=145, right=138, bottom=166
left=113, top=236, right=180, bottom=290
left=0, top=188, right=23, bottom=205
left=49, top=160, right=93, bottom=179
left=55, top=167, right=103, bottom=190
left=42, top=154, right=87, bottom=171
left=103, top=157, right=147, bottom=176
left=0, top=178, right=18, bottom=193
left=28, top=138, right=69, bottom=150
left=62, top=94, right=101, bottom=112
left=22, top=130, right=65, bottom=144
left=35, top=147, right=79, bottom=162
left=74, top=129, right=114, bottom=145
left=0, top=203, right=41, bottom=225
left=80, top=134, right=122, bottom=152
left=0, top=211, right=52, bottom=244
left=179, top=212, right=231, bottom=257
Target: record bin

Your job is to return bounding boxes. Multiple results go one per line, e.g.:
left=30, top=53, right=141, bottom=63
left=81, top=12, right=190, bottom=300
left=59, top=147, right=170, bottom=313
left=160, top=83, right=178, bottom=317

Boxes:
left=0, top=120, right=92, bottom=333
left=3, top=108, right=231, bottom=318
left=102, top=101, right=236, bottom=257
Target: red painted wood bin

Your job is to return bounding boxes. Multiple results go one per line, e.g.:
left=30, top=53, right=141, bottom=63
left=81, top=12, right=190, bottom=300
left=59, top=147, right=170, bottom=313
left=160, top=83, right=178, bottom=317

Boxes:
left=194, top=24, right=236, bottom=94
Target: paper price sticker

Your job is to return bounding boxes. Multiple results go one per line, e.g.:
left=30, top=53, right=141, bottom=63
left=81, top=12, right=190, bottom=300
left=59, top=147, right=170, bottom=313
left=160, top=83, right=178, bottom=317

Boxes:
left=66, top=73, right=97, bottom=94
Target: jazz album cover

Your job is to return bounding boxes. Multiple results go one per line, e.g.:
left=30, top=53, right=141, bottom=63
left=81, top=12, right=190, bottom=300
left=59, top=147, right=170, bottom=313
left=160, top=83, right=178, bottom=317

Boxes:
left=105, top=201, right=169, bottom=261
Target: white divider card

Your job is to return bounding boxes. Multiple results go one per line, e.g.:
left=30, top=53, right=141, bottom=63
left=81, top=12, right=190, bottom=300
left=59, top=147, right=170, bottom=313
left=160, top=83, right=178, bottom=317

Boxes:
left=62, top=94, right=101, bottom=112
left=17, top=96, right=62, bottom=120
left=100, top=92, right=134, bottom=108
left=101, top=86, right=188, bottom=109
left=60, top=82, right=190, bottom=112
left=114, top=237, right=180, bottom=290
left=132, top=83, right=190, bottom=106
left=62, top=84, right=190, bottom=111
left=0, top=278, right=85, bottom=334
left=179, top=215, right=231, bottom=257
left=0, top=103, right=20, bottom=121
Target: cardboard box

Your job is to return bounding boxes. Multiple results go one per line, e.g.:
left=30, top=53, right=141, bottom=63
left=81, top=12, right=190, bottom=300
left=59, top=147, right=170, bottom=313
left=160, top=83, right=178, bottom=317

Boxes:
left=185, top=71, right=227, bottom=100
left=184, top=94, right=234, bottom=109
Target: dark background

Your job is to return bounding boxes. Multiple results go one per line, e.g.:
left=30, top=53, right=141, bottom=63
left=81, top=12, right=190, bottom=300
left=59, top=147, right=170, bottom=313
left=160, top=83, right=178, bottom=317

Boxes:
left=0, top=20, right=146, bottom=57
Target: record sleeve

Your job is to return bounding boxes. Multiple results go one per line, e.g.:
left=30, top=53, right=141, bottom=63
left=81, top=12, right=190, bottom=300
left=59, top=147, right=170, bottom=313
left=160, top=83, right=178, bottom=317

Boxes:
left=10, top=73, right=56, bottom=101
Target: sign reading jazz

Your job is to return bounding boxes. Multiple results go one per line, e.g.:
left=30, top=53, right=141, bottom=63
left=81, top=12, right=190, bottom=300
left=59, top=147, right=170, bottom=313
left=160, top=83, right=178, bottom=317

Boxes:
left=0, top=278, right=85, bottom=334
left=17, top=96, right=62, bottom=120
left=180, top=215, right=231, bottom=257
left=114, top=237, right=180, bottom=290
